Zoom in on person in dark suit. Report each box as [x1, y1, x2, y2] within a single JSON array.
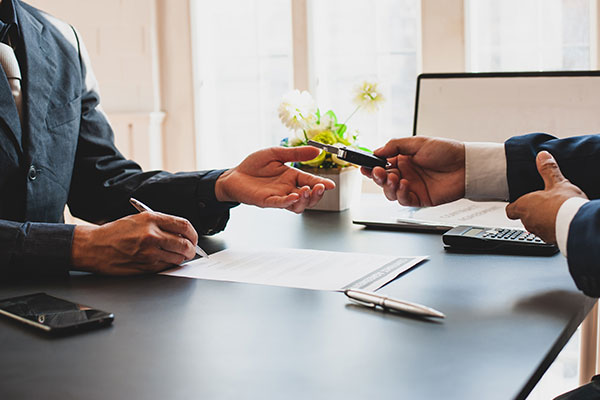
[[0, 0, 335, 277], [361, 133, 599, 399], [362, 133, 597, 295]]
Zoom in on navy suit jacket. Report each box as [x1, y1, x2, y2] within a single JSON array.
[[506, 133, 600, 297], [0, 1, 235, 278]]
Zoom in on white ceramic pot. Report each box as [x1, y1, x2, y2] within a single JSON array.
[[299, 166, 361, 211]]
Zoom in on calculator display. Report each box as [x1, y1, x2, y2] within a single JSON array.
[[464, 228, 484, 237]]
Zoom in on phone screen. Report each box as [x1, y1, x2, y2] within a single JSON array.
[[0, 293, 114, 333]]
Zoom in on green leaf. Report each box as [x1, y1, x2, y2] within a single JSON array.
[[325, 110, 338, 125], [316, 108, 321, 124], [338, 136, 351, 146], [336, 124, 347, 138], [358, 146, 372, 153]]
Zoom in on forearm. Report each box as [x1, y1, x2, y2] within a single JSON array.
[[0, 220, 74, 278], [68, 105, 237, 235], [127, 169, 239, 235]]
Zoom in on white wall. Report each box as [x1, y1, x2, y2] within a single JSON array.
[[26, 0, 187, 171]]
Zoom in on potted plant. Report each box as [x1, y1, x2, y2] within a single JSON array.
[[278, 81, 385, 211]]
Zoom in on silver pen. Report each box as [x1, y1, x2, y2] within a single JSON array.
[[344, 289, 445, 319], [129, 197, 209, 259]]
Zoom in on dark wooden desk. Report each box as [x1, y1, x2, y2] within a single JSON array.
[[0, 205, 595, 399]]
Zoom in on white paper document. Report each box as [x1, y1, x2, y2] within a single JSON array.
[[162, 248, 427, 292], [354, 194, 523, 230], [395, 198, 524, 229]]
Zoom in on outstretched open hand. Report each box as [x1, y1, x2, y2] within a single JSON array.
[[215, 146, 336, 213]]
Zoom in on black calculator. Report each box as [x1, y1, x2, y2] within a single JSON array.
[[442, 226, 559, 256]]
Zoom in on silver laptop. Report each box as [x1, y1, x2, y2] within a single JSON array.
[[352, 71, 600, 231]]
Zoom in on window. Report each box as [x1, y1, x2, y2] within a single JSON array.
[[190, 0, 419, 168], [190, 0, 293, 169], [466, 0, 591, 72], [310, 0, 420, 150]]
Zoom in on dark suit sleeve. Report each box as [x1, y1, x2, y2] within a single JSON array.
[[505, 133, 600, 297], [0, 221, 74, 277], [566, 201, 600, 297], [505, 133, 600, 201], [66, 31, 237, 235]]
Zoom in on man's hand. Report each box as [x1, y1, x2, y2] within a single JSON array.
[[506, 151, 587, 243], [361, 137, 465, 206], [215, 146, 336, 213], [71, 212, 198, 275]]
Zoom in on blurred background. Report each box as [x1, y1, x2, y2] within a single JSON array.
[[27, 1, 598, 398]]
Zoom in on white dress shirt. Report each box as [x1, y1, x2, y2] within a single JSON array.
[[464, 143, 589, 256]]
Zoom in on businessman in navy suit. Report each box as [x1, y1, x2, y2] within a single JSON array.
[[362, 133, 597, 296], [0, 0, 334, 277], [362, 133, 599, 399]]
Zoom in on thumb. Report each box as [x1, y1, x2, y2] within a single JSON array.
[[271, 146, 321, 163], [374, 137, 425, 158], [536, 151, 566, 189]]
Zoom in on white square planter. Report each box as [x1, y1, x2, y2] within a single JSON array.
[[300, 166, 362, 211]]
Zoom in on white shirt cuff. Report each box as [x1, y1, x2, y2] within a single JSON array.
[[464, 142, 509, 201], [555, 197, 589, 257]]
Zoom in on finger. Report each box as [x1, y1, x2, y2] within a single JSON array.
[[373, 137, 425, 158], [294, 169, 336, 190], [307, 184, 326, 208], [153, 248, 188, 266], [536, 151, 567, 190], [125, 248, 185, 272], [286, 185, 324, 213], [291, 186, 312, 212], [150, 212, 198, 246], [505, 200, 523, 220], [154, 231, 196, 260], [270, 146, 321, 163], [396, 179, 419, 206], [371, 166, 389, 187], [264, 193, 301, 208], [382, 173, 400, 201], [407, 191, 421, 207], [360, 166, 373, 179]]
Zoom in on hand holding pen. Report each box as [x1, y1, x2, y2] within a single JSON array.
[[70, 200, 200, 275], [129, 198, 209, 259]]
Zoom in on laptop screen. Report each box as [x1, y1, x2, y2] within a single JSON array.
[[413, 72, 600, 142]]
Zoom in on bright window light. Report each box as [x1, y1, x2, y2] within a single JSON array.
[[466, 0, 591, 72]]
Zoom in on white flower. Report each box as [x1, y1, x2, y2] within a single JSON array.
[[288, 132, 305, 146], [319, 112, 336, 130], [278, 90, 317, 131], [353, 81, 385, 112]]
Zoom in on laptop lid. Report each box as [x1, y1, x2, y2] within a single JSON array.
[[413, 71, 600, 141], [353, 71, 600, 230]]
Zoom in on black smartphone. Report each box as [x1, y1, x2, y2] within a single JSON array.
[[0, 292, 114, 334]]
